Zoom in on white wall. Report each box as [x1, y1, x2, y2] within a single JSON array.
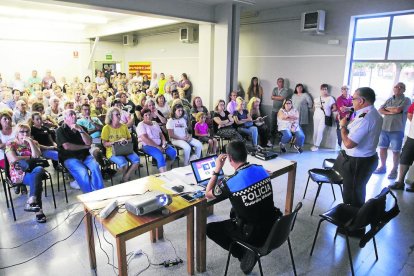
[[238, 0, 414, 147], [0, 39, 91, 85], [123, 31, 199, 94]]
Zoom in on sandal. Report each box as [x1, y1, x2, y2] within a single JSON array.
[[36, 213, 47, 223], [24, 202, 41, 212], [21, 186, 28, 195], [373, 167, 386, 174], [389, 181, 404, 190], [388, 170, 398, 179]]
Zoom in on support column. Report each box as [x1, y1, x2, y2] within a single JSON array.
[[212, 3, 241, 106], [198, 24, 214, 109]]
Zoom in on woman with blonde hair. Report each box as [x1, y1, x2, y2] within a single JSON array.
[[247, 97, 272, 147], [5, 123, 47, 222], [233, 98, 258, 149], [101, 107, 140, 182]]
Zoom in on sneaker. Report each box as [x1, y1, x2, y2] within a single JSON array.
[[279, 142, 286, 153], [388, 170, 398, 179], [240, 250, 257, 274], [266, 141, 273, 147], [257, 145, 264, 152], [294, 145, 303, 153], [70, 180, 81, 190], [310, 146, 319, 152], [389, 181, 404, 190]]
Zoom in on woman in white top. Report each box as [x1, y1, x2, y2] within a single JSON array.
[[311, 83, 337, 151], [277, 99, 305, 153], [155, 94, 171, 119], [0, 111, 15, 169], [166, 103, 202, 166], [137, 108, 177, 173]]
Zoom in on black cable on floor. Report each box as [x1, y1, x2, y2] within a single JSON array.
[[0, 202, 82, 250], [0, 208, 98, 269], [93, 216, 118, 276]]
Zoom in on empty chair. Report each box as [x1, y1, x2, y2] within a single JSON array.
[[224, 202, 302, 276], [310, 187, 400, 276], [322, 158, 336, 169], [303, 164, 343, 215]]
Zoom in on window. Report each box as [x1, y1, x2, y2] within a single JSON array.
[[348, 12, 414, 108]]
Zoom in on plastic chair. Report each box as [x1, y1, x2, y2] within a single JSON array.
[[224, 202, 303, 276], [310, 187, 400, 276], [322, 158, 336, 169], [4, 155, 56, 221], [303, 167, 343, 216]]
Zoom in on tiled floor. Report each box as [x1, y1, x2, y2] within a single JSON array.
[[0, 146, 413, 276]]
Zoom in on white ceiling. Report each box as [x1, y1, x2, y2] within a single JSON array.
[[0, 0, 347, 41]]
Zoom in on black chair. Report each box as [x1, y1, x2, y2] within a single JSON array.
[[139, 147, 179, 176], [310, 187, 400, 276], [4, 155, 56, 221], [224, 202, 303, 276], [322, 158, 336, 169], [303, 167, 343, 216], [55, 159, 69, 203]]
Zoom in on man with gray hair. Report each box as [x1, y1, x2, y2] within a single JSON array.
[[56, 109, 104, 193], [374, 82, 411, 179], [335, 87, 383, 211]]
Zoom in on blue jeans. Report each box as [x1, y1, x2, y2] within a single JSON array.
[[238, 126, 258, 146], [64, 156, 104, 193], [280, 129, 305, 147], [42, 149, 58, 161], [142, 145, 177, 168], [23, 166, 45, 206], [109, 153, 140, 169]]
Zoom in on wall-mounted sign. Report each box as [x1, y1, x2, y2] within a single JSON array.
[[106, 54, 113, 60], [128, 62, 151, 78]]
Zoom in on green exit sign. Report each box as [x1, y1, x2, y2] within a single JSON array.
[[106, 54, 112, 60]]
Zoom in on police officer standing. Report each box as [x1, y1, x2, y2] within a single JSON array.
[[335, 87, 383, 208]]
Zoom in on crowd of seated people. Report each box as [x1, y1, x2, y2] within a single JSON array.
[[1, 67, 410, 225]]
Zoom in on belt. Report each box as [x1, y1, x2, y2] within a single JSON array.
[[341, 150, 377, 160]]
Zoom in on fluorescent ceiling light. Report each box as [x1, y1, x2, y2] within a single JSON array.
[[233, 0, 256, 5], [0, 17, 85, 30], [0, 6, 108, 24]]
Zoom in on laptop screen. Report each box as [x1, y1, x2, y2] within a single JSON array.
[[190, 155, 224, 185]]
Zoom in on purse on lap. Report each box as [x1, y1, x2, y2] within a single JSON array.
[[112, 140, 134, 156]]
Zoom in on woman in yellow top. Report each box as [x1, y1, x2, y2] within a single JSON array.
[[101, 107, 140, 182]]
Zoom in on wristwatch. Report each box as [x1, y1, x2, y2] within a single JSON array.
[[79, 131, 85, 134], [212, 171, 221, 176]]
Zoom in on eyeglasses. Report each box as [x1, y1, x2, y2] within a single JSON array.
[[113, 113, 121, 116], [394, 86, 404, 89], [19, 130, 29, 134], [352, 97, 361, 101]]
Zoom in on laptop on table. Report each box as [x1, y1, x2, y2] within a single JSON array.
[[190, 155, 225, 187]]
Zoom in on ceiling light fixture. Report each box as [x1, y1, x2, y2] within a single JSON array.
[[233, 0, 256, 5]]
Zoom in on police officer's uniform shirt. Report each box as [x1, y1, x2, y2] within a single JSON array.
[[213, 163, 278, 227], [342, 105, 383, 157]]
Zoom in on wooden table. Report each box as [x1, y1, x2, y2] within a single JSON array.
[[78, 176, 203, 276]]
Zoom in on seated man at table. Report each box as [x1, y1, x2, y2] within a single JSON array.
[[56, 109, 105, 193], [205, 140, 282, 274]]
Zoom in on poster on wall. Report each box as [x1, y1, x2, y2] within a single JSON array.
[[128, 62, 151, 79]]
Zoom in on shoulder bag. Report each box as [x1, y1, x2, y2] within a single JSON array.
[[112, 140, 134, 156], [321, 97, 334, 127]]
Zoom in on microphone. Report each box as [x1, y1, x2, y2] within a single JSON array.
[[347, 108, 355, 121]]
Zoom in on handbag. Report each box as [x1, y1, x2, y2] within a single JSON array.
[[16, 158, 50, 173], [112, 140, 134, 156], [320, 96, 335, 127]]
